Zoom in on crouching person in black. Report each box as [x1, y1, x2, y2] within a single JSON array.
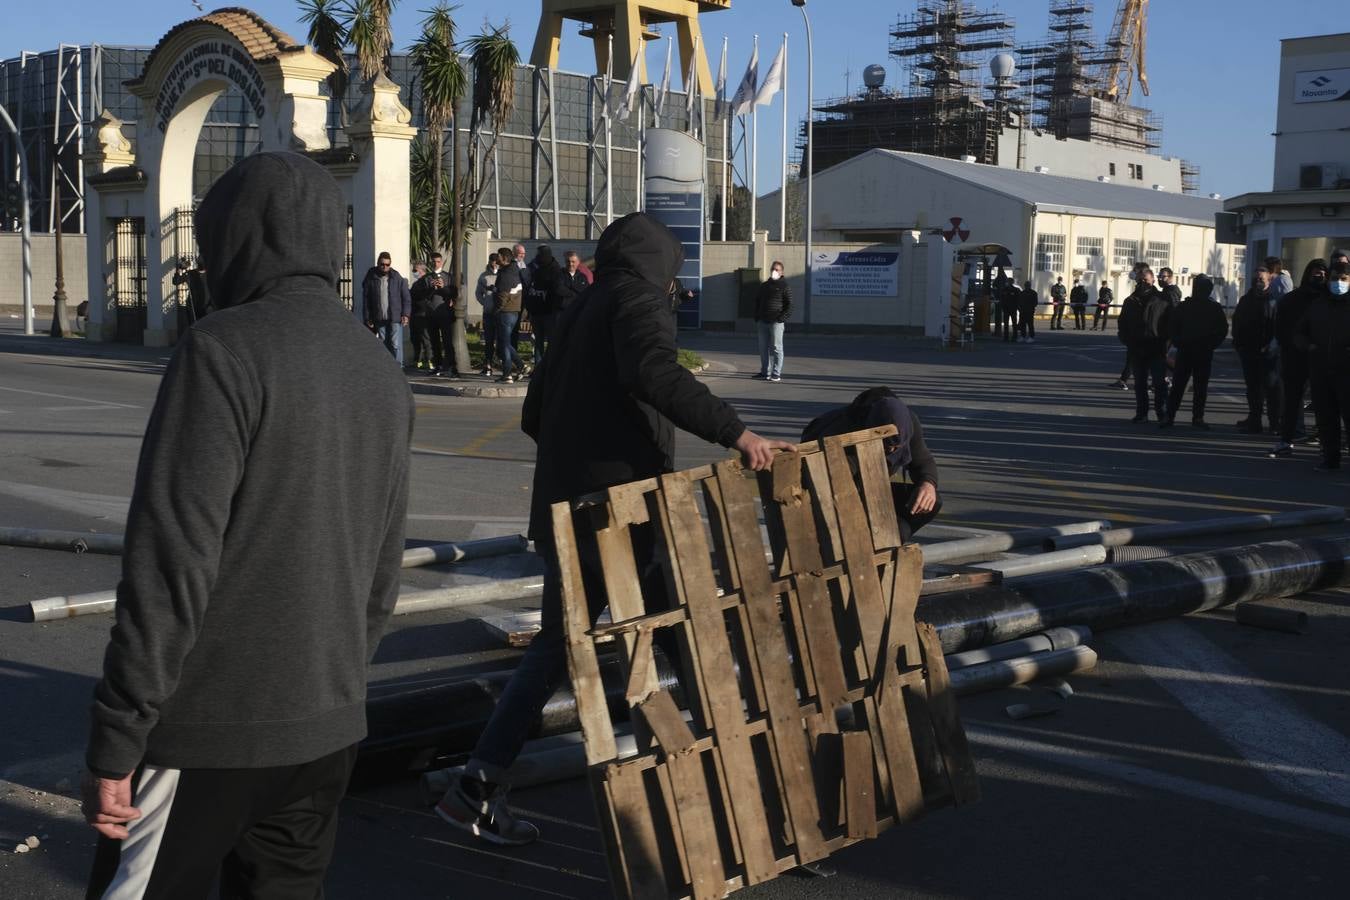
[[802, 386, 941, 541]]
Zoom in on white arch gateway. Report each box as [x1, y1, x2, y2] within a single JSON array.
[[84, 8, 415, 345]]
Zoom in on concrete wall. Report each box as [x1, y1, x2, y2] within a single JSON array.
[[998, 128, 1185, 192], [0, 232, 89, 316], [1275, 33, 1350, 192]]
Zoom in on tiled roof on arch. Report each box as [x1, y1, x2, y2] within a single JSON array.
[[128, 7, 303, 88]]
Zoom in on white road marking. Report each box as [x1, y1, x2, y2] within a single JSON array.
[[1111, 621, 1350, 811], [0, 384, 140, 409], [968, 723, 1350, 840]]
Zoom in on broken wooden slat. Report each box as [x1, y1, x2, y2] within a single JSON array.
[[605, 761, 672, 899], [871, 544, 926, 821], [916, 621, 981, 806], [855, 439, 903, 551], [715, 461, 829, 864], [660, 472, 780, 885]]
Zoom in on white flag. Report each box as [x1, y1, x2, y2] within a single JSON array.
[[652, 38, 673, 118], [600, 35, 614, 120], [730, 42, 758, 118], [754, 40, 785, 107], [616, 47, 642, 120], [715, 38, 729, 119]]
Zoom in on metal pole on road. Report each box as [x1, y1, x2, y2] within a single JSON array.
[[0, 101, 34, 336], [791, 0, 813, 328]]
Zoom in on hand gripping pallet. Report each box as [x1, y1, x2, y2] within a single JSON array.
[[555, 426, 980, 900]]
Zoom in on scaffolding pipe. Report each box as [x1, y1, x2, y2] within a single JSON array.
[[392, 575, 544, 617], [399, 535, 529, 569], [921, 520, 1112, 564], [942, 625, 1090, 670], [921, 536, 1350, 654], [0, 527, 123, 555], [1044, 507, 1346, 551], [970, 545, 1107, 578], [948, 645, 1097, 696]]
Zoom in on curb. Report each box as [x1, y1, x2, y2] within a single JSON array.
[[408, 378, 528, 399]]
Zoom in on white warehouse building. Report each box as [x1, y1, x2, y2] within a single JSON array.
[[762, 149, 1245, 309]]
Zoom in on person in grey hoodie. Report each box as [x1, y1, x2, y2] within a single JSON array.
[[82, 152, 414, 898]]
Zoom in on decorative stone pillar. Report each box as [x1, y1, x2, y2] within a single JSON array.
[[82, 111, 139, 343], [348, 73, 417, 324]]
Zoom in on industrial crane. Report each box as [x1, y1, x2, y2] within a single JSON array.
[[1099, 0, 1149, 103]]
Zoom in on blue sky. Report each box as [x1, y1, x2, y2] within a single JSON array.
[[3, 0, 1340, 198]]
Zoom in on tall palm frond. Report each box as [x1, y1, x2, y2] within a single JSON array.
[[298, 0, 352, 119], [349, 0, 398, 83], [467, 25, 519, 131], [410, 2, 466, 255]]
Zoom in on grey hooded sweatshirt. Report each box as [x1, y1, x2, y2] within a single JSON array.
[[87, 152, 414, 776]]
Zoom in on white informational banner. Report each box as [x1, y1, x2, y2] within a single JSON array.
[[811, 250, 900, 297], [1294, 68, 1350, 103]]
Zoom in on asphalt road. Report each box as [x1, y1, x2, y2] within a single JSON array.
[[1, 319, 1348, 899]]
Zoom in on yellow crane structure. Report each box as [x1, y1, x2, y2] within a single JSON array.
[[531, 0, 730, 95], [1099, 0, 1149, 102]]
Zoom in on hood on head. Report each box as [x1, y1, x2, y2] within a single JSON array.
[[195, 151, 345, 308], [1189, 274, 1214, 301], [1300, 258, 1328, 288], [862, 395, 914, 473], [534, 245, 554, 263], [595, 212, 684, 292]]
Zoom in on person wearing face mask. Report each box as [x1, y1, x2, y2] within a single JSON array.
[[1269, 259, 1327, 458], [754, 260, 792, 381], [1232, 263, 1282, 434], [1295, 261, 1350, 471]]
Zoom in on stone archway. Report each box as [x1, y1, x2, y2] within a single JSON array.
[[84, 9, 336, 346]]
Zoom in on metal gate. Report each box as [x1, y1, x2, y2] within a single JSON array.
[[112, 216, 146, 343], [338, 205, 354, 310]]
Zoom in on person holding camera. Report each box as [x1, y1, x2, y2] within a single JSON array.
[[413, 253, 460, 377], [172, 258, 211, 327]]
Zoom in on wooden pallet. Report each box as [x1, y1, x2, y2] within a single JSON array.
[[556, 426, 979, 900]]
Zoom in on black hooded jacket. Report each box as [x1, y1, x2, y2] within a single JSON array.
[[1275, 260, 1327, 366], [1169, 284, 1229, 351], [87, 152, 414, 776], [521, 213, 746, 541], [1232, 284, 1275, 354], [1117, 284, 1170, 357], [1294, 279, 1349, 377]]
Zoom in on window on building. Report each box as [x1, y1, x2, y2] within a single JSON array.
[[1146, 241, 1171, 271], [1076, 236, 1104, 259], [1113, 239, 1140, 267], [1137, 165, 1144, 181], [1109, 162, 1116, 176], [1035, 233, 1066, 273]]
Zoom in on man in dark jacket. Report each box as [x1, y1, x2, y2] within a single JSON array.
[[1050, 276, 1067, 330], [1295, 260, 1350, 470], [1232, 263, 1281, 434], [82, 152, 413, 897], [1158, 267, 1183, 308], [1161, 275, 1228, 428], [1018, 280, 1039, 342], [492, 247, 524, 382], [1094, 283, 1113, 330], [413, 252, 461, 377], [436, 213, 791, 845], [802, 387, 942, 541], [525, 245, 563, 366], [1069, 278, 1089, 330], [362, 251, 412, 365], [553, 250, 589, 314], [999, 279, 1020, 342], [1118, 266, 1171, 422], [754, 259, 792, 379], [1269, 259, 1327, 457]]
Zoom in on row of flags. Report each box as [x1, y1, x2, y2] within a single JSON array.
[[602, 34, 788, 126]]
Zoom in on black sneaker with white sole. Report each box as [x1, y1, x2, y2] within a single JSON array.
[[435, 774, 539, 846]]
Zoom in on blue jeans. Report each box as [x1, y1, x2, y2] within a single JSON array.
[[757, 321, 784, 377], [376, 322, 403, 366], [497, 311, 520, 374]]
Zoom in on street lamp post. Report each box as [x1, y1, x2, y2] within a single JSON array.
[[792, 0, 813, 328], [0, 102, 34, 336]]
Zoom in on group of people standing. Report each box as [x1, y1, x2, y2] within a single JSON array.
[[995, 276, 1115, 340], [474, 244, 591, 383]]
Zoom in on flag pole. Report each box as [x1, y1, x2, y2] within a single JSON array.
[[605, 33, 614, 225], [719, 37, 729, 241], [779, 33, 789, 242], [750, 34, 758, 239]]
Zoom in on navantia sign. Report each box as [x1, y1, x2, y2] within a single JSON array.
[[155, 40, 267, 131], [1293, 68, 1350, 104]]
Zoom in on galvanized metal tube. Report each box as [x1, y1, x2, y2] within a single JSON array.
[[29, 590, 117, 621], [971, 545, 1107, 578], [391, 576, 545, 616], [943, 626, 1091, 671], [1044, 507, 1346, 551], [921, 520, 1112, 565], [0, 527, 123, 555], [948, 645, 1098, 696], [920, 536, 1350, 654], [400, 534, 529, 569]]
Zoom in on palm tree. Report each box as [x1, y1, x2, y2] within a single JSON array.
[[348, 0, 398, 84], [410, 2, 465, 257], [453, 24, 518, 290], [298, 0, 352, 125]]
